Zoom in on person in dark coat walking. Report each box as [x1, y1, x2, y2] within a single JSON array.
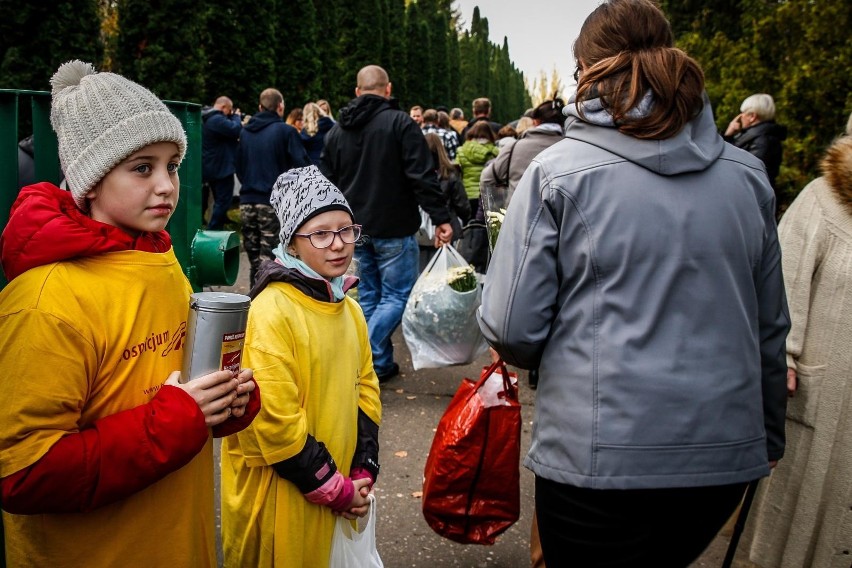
[[320, 65, 453, 382], [236, 88, 311, 286], [202, 96, 242, 229], [460, 97, 503, 139]]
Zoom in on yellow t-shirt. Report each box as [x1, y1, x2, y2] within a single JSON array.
[[221, 281, 381, 568], [0, 249, 216, 568]]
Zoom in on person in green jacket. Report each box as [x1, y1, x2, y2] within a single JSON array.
[[454, 121, 499, 272], [456, 121, 499, 204]]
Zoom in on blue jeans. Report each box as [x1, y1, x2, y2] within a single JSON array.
[[355, 236, 419, 374]]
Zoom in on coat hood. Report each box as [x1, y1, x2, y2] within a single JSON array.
[[822, 135, 852, 217], [243, 110, 283, 133], [563, 93, 725, 176], [457, 140, 498, 165], [338, 95, 397, 130], [201, 106, 221, 123], [0, 182, 171, 281]]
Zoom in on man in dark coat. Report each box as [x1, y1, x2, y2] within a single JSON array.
[[460, 97, 503, 139], [202, 96, 242, 230], [320, 65, 453, 381], [237, 88, 311, 286]]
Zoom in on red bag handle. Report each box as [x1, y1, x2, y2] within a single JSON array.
[[469, 358, 517, 402]]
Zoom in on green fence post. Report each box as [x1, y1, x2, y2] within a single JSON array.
[[165, 100, 240, 291], [30, 93, 60, 184], [0, 90, 20, 289], [164, 101, 203, 286]]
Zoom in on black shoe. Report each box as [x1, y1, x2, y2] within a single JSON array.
[[377, 362, 400, 383], [528, 369, 539, 390]]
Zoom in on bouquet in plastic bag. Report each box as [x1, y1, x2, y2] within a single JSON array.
[[402, 244, 487, 369], [481, 183, 509, 252]]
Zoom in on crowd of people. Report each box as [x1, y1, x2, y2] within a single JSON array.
[[1, 0, 850, 567]]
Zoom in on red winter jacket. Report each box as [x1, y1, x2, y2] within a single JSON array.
[[0, 183, 260, 514]]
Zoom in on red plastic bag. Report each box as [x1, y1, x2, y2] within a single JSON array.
[[422, 360, 521, 544]]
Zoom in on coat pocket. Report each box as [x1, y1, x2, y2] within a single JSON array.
[[786, 361, 826, 428]]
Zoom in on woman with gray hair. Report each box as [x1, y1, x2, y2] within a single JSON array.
[[724, 93, 787, 202]]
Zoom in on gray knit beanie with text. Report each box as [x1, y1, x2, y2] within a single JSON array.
[[49, 60, 187, 209], [270, 166, 353, 248]]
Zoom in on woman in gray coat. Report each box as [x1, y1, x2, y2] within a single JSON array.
[[478, 1, 789, 565]]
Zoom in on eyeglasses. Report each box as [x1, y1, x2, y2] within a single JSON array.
[[293, 224, 362, 249]]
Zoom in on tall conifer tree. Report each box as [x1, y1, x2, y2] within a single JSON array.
[[0, 0, 102, 91], [403, 1, 432, 108], [115, 0, 206, 102], [203, 1, 276, 111], [277, 0, 322, 106]]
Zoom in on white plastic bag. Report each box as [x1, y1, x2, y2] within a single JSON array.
[[415, 207, 436, 247], [402, 244, 488, 369], [329, 494, 383, 568]]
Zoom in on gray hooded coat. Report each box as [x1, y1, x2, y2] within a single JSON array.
[[479, 95, 789, 490]]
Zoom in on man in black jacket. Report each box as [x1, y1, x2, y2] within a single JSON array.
[[237, 88, 310, 286], [460, 97, 503, 139], [202, 96, 242, 230], [321, 65, 453, 382]]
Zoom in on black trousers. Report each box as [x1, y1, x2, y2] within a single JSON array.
[[535, 476, 748, 568]]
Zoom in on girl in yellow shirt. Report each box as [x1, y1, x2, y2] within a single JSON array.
[[221, 165, 382, 567], [0, 60, 259, 568]]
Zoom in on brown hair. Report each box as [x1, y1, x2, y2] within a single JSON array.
[[497, 125, 517, 139], [465, 120, 496, 142], [573, 0, 704, 140], [422, 108, 438, 123], [424, 133, 456, 179], [472, 97, 491, 116], [286, 107, 303, 126], [531, 98, 567, 126]]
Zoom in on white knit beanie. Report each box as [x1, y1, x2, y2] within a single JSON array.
[[270, 165, 353, 248], [49, 60, 187, 209]]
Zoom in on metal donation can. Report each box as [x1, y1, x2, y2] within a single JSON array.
[[182, 292, 251, 382]]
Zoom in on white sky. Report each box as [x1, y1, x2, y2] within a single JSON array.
[[453, 0, 602, 97]]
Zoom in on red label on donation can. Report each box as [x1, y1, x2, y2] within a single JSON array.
[[221, 331, 246, 373]]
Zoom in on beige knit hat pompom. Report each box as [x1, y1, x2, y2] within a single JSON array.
[[49, 60, 187, 209]]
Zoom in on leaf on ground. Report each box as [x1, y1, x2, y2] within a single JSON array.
[[411, 491, 423, 498], [394, 450, 408, 458], [406, 395, 416, 400]]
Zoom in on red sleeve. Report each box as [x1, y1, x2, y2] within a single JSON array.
[[0, 385, 208, 515], [212, 379, 261, 438]]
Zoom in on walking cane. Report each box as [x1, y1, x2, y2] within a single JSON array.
[[721, 480, 760, 568]]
